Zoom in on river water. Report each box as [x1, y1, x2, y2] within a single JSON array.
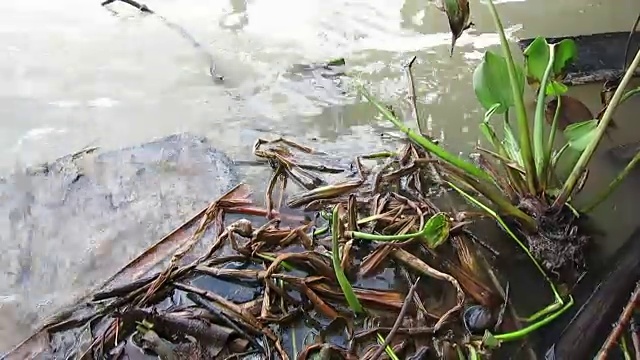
[[1, 0, 639, 354]]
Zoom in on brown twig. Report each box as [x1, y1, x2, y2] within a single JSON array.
[[392, 248, 464, 330], [403, 56, 422, 134], [369, 276, 421, 360], [101, 0, 153, 13], [355, 326, 436, 339], [403, 56, 460, 213], [623, 10, 640, 72], [595, 282, 640, 359], [186, 293, 265, 353], [174, 282, 290, 360], [631, 316, 640, 360]]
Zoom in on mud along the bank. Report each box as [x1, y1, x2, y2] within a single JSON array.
[[0, 133, 240, 352]]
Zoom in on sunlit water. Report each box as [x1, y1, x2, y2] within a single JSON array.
[[0, 0, 639, 353]]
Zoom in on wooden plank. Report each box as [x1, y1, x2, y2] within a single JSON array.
[[518, 32, 640, 85], [544, 227, 640, 359]]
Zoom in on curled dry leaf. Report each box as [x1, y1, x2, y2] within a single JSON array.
[[440, 0, 473, 56]]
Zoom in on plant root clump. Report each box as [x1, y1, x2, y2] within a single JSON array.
[[518, 196, 590, 278]]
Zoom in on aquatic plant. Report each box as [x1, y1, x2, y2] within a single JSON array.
[[363, 0, 640, 278], [360, 0, 640, 354]]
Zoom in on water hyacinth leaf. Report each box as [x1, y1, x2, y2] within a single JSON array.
[[533, 42, 557, 178], [502, 120, 523, 167], [524, 37, 577, 90], [564, 120, 598, 152], [422, 212, 451, 248], [480, 104, 502, 147], [523, 37, 549, 85], [482, 330, 500, 349], [441, 0, 473, 56], [480, 122, 498, 150], [547, 81, 568, 96], [473, 51, 525, 114], [483, 103, 502, 123], [553, 39, 578, 74], [480, 112, 500, 150]]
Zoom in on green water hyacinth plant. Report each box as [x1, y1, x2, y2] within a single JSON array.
[[362, 0, 640, 276]]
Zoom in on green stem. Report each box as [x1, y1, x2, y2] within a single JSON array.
[[346, 213, 443, 242], [502, 111, 525, 168], [485, 0, 537, 193], [312, 225, 329, 237], [582, 150, 640, 213], [523, 300, 562, 323], [331, 206, 364, 313], [534, 44, 556, 185], [480, 120, 526, 193], [494, 295, 573, 341], [620, 335, 632, 360], [544, 95, 563, 187], [359, 85, 492, 183], [255, 253, 296, 271], [554, 49, 640, 208], [376, 333, 400, 360], [444, 165, 537, 230], [456, 346, 468, 360], [291, 326, 298, 358], [620, 86, 640, 104], [466, 344, 480, 360], [447, 182, 561, 303], [348, 230, 424, 242]]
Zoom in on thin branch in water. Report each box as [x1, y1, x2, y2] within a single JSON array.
[[403, 56, 423, 134], [369, 276, 421, 360], [595, 282, 640, 359], [403, 56, 465, 218], [623, 11, 640, 72], [100, 0, 224, 82], [101, 0, 152, 12], [186, 293, 265, 353], [631, 316, 640, 360]]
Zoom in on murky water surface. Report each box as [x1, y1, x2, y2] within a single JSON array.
[[1, 0, 639, 353]]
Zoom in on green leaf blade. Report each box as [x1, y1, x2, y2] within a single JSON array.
[[533, 42, 556, 183], [473, 51, 525, 114], [564, 120, 598, 152], [331, 206, 364, 314], [553, 39, 578, 75], [422, 213, 451, 248], [524, 36, 577, 89]]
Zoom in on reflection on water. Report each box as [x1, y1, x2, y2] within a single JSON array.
[[0, 0, 639, 353]]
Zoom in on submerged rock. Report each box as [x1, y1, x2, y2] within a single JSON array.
[[0, 133, 238, 352]]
